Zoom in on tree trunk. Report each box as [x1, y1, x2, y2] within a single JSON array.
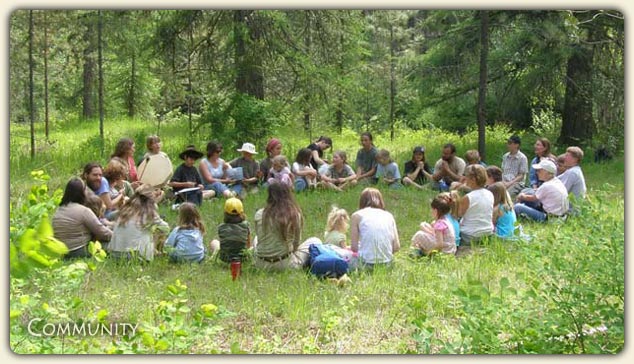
[[98, 10, 105, 156], [303, 13, 312, 139], [477, 10, 489, 161], [43, 11, 49, 141], [82, 15, 95, 119], [29, 10, 35, 159], [559, 13, 596, 147], [234, 10, 264, 100], [127, 53, 137, 117]]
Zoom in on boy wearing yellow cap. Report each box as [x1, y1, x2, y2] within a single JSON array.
[[210, 198, 251, 263]]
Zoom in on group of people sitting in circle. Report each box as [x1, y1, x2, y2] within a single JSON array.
[[51, 132, 587, 270]]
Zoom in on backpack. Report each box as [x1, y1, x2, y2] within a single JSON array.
[[309, 243, 349, 278]]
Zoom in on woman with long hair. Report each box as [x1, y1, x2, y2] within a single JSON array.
[[52, 178, 112, 258], [253, 182, 318, 270], [108, 184, 169, 261]]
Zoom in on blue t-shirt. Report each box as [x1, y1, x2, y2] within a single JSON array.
[[165, 227, 205, 263], [376, 162, 401, 183], [446, 214, 461, 247], [93, 177, 110, 196], [495, 204, 517, 239]]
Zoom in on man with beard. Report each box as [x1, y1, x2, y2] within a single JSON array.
[[428, 143, 466, 191], [81, 162, 113, 214]]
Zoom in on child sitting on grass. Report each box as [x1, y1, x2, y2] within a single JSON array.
[[411, 193, 457, 256], [165, 202, 206, 263], [267, 155, 294, 188], [210, 197, 251, 263], [487, 182, 517, 239], [375, 149, 402, 189], [323, 206, 357, 262]]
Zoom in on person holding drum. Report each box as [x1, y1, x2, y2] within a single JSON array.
[[169, 145, 212, 206], [229, 142, 260, 198], [137, 135, 173, 203], [142, 135, 169, 160]]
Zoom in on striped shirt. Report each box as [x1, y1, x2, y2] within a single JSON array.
[[501, 151, 528, 183]]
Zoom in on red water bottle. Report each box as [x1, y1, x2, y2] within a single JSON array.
[[230, 259, 241, 280]]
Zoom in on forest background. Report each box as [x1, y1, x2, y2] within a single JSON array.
[[6, 7, 627, 355]]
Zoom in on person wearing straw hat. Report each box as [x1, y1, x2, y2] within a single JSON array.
[[514, 159, 569, 222], [229, 142, 261, 198], [169, 145, 214, 206]]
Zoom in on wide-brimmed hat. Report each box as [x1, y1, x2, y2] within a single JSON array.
[[224, 197, 244, 215], [237, 142, 258, 155], [532, 159, 557, 174], [179, 145, 204, 160]]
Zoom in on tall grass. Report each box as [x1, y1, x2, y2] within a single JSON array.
[[9, 118, 624, 354]]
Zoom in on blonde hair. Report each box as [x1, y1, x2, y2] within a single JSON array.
[[487, 182, 513, 212], [464, 150, 481, 165], [272, 154, 289, 168], [85, 193, 105, 218], [325, 206, 350, 234], [376, 149, 392, 164], [464, 164, 487, 188]]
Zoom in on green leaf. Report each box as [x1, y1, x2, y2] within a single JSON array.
[[96, 309, 109, 322]]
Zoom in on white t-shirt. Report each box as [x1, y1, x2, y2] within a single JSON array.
[[557, 165, 586, 199], [536, 178, 569, 216], [460, 188, 494, 238], [354, 207, 398, 264]]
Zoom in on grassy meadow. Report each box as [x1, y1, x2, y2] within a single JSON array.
[[9, 117, 624, 354]]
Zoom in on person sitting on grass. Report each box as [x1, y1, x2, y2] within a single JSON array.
[[253, 182, 318, 270], [258, 138, 283, 186], [514, 159, 569, 223], [374, 149, 402, 189], [487, 182, 517, 239], [450, 149, 486, 192], [350, 188, 400, 269], [354, 132, 378, 185], [108, 184, 170, 261], [52, 177, 113, 259], [307, 135, 333, 175], [210, 197, 252, 264], [456, 164, 494, 247], [267, 155, 294, 189], [429, 143, 466, 191], [169, 145, 212, 206], [165, 202, 206, 263], [320, 150, 357, 192], [199, 141, 237, 199], [486, 165, 503, 187], [142, 135, 169, 160], [402, 146, 432, 189], [102, 162, 129, 221], [557, 146, 587, 200], [501, 134, 528, 199], [292, 148, 319, 192], [229, 142, 261, 198], [556, 153, 567, 175], [411, 193, 457, 256]]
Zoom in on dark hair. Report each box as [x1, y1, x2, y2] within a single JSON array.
[[317, 136, 332, 148], [360, 132, 373, 143], [111, 137, 135, 159], [430, 194, 451, 217], [224, 212, 245, 224], [60, 178, 86, 206], [486, 165, 503, 183], [82, 162, 103, 179], [442, 143, 456, 154], [206, 141, 223, 158], [295, 148, 313, 165], [263, 182, 303, 242]]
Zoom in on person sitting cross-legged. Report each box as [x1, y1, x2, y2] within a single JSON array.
[[514, 160, 569, 223]]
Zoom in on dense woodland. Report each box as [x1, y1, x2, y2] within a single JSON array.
[[10, 10, 624, 159]]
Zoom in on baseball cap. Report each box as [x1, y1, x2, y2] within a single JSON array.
[[413, 146, 425, 154], [532, 159, 557, 174], [224, 197, 244, 215]]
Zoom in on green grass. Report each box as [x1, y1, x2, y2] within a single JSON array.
[[9, 118, 624, 354]]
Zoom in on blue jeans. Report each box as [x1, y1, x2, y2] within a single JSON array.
[[204, 181, 229, 195], [514, 203, 547, 222], [295, 177, 307, 192]]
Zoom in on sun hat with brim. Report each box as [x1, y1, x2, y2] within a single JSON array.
[[236, 142, 258, 155], [224, 197, 244, 215], [532, 159, 557, 174], [179, 145, 204, 160]]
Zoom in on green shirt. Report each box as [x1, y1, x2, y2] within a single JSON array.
[[218, 221, 250, 263], [254, 208, 301, 259]]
